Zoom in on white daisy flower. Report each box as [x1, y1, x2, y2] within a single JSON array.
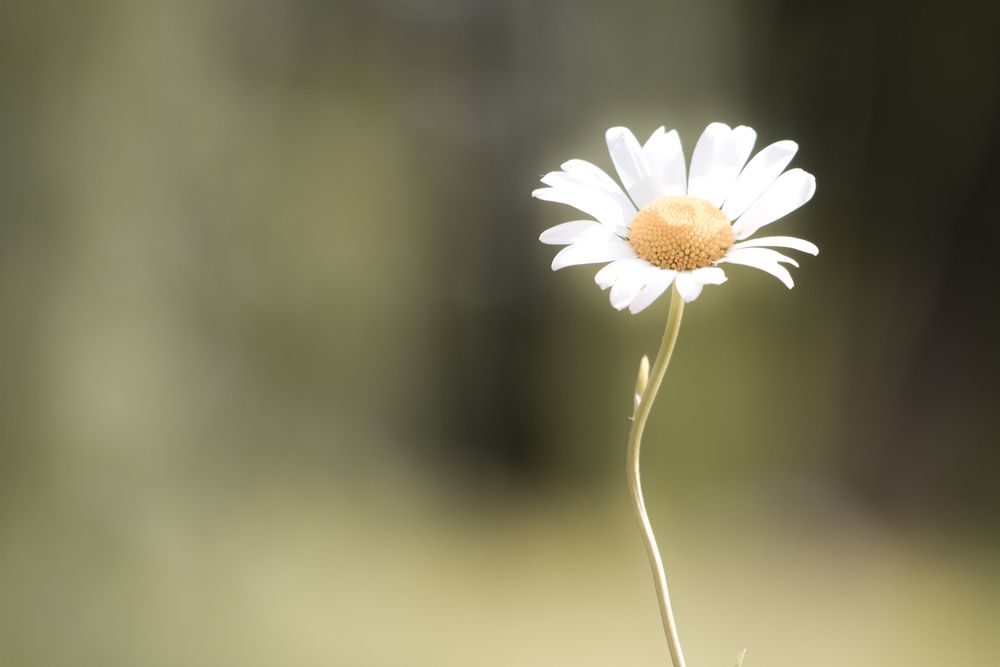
[[534, 123, 818, 313]]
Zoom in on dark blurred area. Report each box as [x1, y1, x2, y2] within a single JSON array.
[[1, 0, 998, 665]]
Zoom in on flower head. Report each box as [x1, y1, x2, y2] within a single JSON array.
[[534, 123, 817, 312]]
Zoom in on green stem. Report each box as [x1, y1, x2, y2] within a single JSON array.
[[627, 285, 687, 667]]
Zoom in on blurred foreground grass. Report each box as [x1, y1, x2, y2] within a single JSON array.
[[2, 461, 996, 667]]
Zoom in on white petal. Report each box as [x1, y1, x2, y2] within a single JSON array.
[[605, 126, 660, 208], [687, 124, 757, 207], [724, 246, 799, 267], [690, 266, 727, 286], [731, 168, 816, 240], [719, 248, 795, 288], [628, 270, 677, 314], [545, 164, 637, 224], [730, 235, 818, 255], [609, 268, 654, 310], [722, 140, 798, 219], [539, 220, 610, 246], [551, 237, 635, 271], [560, 159, 621, 191], [532, 185, 630, 236], [642, 127, 686, 197], [540, 171, 583, 190], [594, 258, 650, 290], [674, 272, 704, 302], [687, 123, 730, 200]]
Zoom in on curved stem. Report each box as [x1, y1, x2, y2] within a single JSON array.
[[627, 285, 687, 667]]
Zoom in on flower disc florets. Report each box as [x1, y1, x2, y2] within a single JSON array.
[[627, 196, 734, 271]]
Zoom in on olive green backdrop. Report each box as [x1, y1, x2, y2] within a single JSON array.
[[1, 0, 998, 665]]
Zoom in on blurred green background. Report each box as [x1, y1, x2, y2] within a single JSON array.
[[2, 0, 999, 665]]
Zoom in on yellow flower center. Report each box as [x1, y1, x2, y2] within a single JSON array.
[[627, 195, 734, 271]]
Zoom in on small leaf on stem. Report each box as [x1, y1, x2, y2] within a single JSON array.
[[633, 355, 650, 409]]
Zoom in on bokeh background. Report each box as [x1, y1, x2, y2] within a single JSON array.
[[2, 0, 999, 665]]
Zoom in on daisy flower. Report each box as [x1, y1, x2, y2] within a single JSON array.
[[534, 123, 817, 312]]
